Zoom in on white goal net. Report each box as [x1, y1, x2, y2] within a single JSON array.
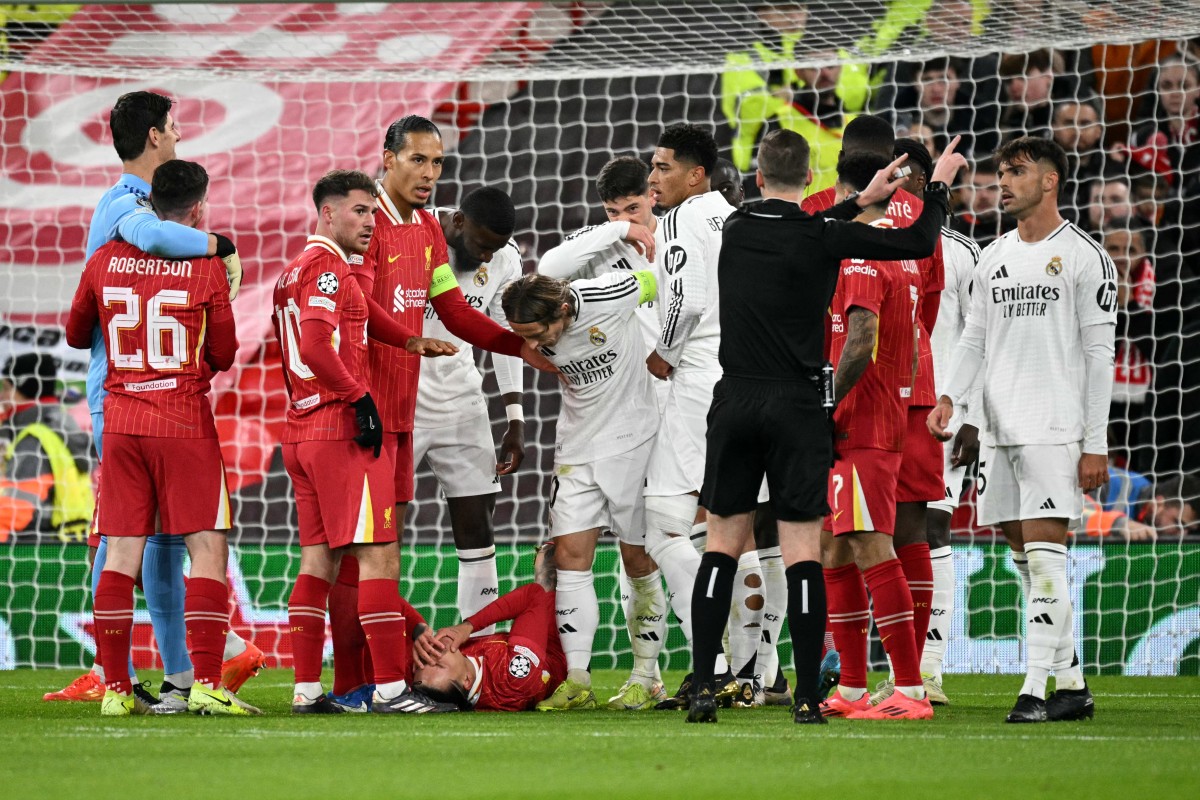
[[1, 1, 1199, 678]]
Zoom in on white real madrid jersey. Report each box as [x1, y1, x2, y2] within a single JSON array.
[[656, 190, 735, 373], [963, 221, 1117, 446], [543, 271, 659, 464], [537, 220, 663, 352], [931, 226, 981, 397], [414, 233, 524, 429]]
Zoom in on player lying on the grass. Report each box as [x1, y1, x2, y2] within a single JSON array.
[[66, 159, 257, 717], [500, 270, 661, 712], [409, 543, 566, 712]]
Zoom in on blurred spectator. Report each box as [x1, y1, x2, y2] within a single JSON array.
[[1081, 467, 1200, 542], [1081, 175, 1133, 234], [1052, 97, 1107, 218], [896, 120, 940, 159], [895, 57, 979, 156], [950, 157, 1015, 247], [0, 352, 94, 542], [1100, 222, 1155, 465], [1077, 10, 1177, 143], [993, 49, 1057, 144], [1123, 53, 1200, 200]]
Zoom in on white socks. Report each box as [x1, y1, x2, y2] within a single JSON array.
[[756, 546, 786, 687], [625, 569, 667, 687], [556, 569, 599, 674], [223, 628, 247, 661], [457, 546, 500, 636], [921, 545, 955, 678], [730, 551, 765, 680], [164, 669, 194, 689], [1021, 542, 1072, 700], [690, 521, 708, 555]]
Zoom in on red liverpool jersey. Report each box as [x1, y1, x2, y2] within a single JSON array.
[[354, 187, 451, 432], [66, 240, 235, 439], [805, 186, 944, 407], [272, 236, 369, 443], [459, 635, 560, 712], [828, 220, 922, 452]]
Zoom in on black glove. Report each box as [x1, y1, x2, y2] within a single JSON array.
[[211, 232, 237, 259], [351, 393, 383, 457]]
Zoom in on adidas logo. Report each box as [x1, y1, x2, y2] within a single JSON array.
[[635, 632, 660, 642], [927, 630, 944, 641], [1039, 498, 1057, 510], [1030, 613, 1054, 625], [992, 265, 1010, 280], [558, 624, 577, 634]]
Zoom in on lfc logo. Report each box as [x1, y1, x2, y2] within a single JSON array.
[[425, 245, 433, 270], [383, 507, 393, 529], [473, 265, 489, 287]]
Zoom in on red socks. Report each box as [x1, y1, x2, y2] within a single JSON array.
[[358, 579, 408, 687], [94, 571, 136, 694], [863, 559, 922, 687], [824, 564, 870, 691], [330, 556, 368, 694], [185, 577, 229, 689], [288, 574, 332, 684], [897, 543, 934, 660]]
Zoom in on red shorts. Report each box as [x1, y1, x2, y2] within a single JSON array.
[[284, 439, 397, 549], [97, 434, 231, 536], [384, 432, 416, 504], [896, 406, 945, 503], [825, 448, 903, 535]]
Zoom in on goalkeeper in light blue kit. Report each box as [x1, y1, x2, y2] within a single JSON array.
[[44, 91, 262, 712]]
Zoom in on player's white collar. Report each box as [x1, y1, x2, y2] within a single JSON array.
[[375, 180, 415, 226], [466, 655, 484, 706], [304, 235, 348, 262]]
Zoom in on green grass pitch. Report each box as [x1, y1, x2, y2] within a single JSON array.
[[1, 670, 1198, 800]]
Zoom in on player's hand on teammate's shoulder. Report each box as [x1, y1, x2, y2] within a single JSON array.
[[646, 350, 673, 380], [623, 222, 656, 262], [1078, 453, 1109, 494], [496, 423, 526, 476], [405, 336, 459, 357], [927, 397, 955, 441], [434, 623, 474, 654]]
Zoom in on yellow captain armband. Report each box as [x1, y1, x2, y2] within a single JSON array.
[[428, 263, 456, 298], [633, 270, 657, 305]]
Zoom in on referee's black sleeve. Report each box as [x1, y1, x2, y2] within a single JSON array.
[[819, 186, 949, 262]]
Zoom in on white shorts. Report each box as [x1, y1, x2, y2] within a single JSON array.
[[644, 368, 721, 497], [928, 437, 969, 514], [413, 412, 500, 498], [549, 438, 653, 545], [976, 442, 1082, 528]]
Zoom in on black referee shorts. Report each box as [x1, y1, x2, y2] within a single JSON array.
[[700, 376, 832, 522]]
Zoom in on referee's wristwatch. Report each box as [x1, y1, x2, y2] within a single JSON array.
[[924, 181, 952, 214]]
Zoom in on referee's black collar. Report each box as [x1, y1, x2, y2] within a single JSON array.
[[741, 198, 808, 219]]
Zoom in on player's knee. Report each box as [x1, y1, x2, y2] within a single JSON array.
[[551, 531, 598, 571], [926, 509, 953, 548], [354, 541, 400, 580], [644, 494, 698, 559], [184, 531, 228, 580], [619, 542, 654, 578]]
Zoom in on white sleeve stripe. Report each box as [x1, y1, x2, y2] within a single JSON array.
[[578, 282, 637, 302], [941, 227, 981, 260]]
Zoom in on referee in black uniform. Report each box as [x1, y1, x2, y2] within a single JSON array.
[[687, 129, 967, 724]]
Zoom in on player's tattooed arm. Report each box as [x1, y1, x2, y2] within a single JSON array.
[[833, 307, 878, 404]]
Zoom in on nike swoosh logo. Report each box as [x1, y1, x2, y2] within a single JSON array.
[[388, 254, 401, 263], [833, 510, 844, 520], [210, 694, 232, 707]]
